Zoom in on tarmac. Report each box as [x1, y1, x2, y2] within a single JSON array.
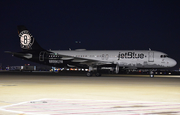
[[0, 71, 180, 115]]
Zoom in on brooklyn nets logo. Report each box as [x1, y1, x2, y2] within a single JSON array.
[[19, 30, 34, 49]]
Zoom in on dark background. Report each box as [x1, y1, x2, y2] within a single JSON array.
[[0, 0, 179, 69]]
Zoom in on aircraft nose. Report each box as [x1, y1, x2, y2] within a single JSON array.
[[170, 58, 177, 67]]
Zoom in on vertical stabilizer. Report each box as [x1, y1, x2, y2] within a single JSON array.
[[17, 25, 44, 51]]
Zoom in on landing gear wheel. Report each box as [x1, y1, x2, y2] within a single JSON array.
[[95, 72, 101, 77], [87, 72, 93, 77], [115, 64, 119, 74]]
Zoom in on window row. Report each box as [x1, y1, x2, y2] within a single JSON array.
[[160, 55, 169, 58], [48, 55, 118, 58]]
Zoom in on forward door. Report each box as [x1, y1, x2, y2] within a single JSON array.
[[148, 52, 154, 62]]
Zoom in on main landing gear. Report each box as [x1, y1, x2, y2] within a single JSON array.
[[86, 64, 120, 77], [86, 72, 101, 77], [86, 72, 93, 77], [86, 66, 102, 77]]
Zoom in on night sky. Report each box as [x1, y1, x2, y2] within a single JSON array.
[[0, 0, 180, 69]]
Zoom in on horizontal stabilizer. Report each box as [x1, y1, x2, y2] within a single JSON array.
[[4, 51, 32, 59], [5, 51, 24, 56]]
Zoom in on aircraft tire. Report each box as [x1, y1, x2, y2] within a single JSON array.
[[87, 72, 93, 77], [95, 72, 101, 77], [115, 64, 119, 74]]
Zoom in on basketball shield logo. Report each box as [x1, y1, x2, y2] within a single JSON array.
[[19, 30, 34, 49]]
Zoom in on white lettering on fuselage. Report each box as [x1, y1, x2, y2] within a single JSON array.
[[49, 60, 63, 63], [118, 52, 145, 60]]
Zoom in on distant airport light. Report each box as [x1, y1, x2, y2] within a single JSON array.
[[75, 41, 81, 43]]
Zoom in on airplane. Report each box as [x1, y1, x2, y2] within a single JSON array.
[[5, 25, 177, 77]]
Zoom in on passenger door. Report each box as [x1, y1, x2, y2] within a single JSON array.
[[148, 52, 154, 62]]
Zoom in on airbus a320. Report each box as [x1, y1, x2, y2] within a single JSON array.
[[5, 26, 177, 77]]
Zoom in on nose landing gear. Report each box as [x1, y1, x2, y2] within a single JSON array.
[[150, 71, 154, 78]]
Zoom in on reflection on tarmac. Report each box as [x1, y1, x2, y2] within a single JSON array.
[[0, 72, 180, 115]]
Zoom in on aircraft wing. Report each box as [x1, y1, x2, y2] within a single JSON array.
[[50, 53, 112, 66]]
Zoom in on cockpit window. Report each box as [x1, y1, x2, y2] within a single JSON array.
[[160, 55, 169, 58]]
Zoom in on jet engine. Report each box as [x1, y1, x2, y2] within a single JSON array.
[[100, 64, 119, 74]]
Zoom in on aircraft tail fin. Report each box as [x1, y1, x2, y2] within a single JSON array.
[[17, 25, 44, 51]]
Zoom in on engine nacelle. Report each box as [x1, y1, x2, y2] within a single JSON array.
[[100, 64, 119, 74]]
